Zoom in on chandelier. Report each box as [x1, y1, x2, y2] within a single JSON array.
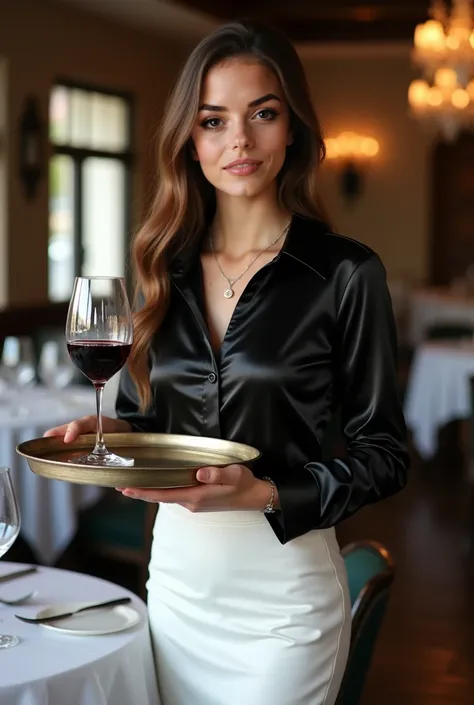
[[408, 0, 474, 140]]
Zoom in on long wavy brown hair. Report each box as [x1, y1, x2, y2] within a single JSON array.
[[129, 19, 329, 410]]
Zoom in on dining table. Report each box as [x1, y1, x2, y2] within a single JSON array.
[[404, 341, 474, 460], [0, 381, 117, 565], [0, 561, 159, 705], [408, 287, 474, 347]]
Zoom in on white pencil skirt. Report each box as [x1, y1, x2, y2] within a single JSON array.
[[147, 504, 351, 705]]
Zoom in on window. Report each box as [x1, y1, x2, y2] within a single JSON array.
[[48, 82, 133, 302]]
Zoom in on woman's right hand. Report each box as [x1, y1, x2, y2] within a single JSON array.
[[44, 416, 132, 443]]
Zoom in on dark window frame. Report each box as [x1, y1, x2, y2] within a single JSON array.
[[49, 79, 134, 292]]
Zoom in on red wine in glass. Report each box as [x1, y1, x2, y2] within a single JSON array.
[[67, 341, 132, 385], [66, 276, 134, 467]]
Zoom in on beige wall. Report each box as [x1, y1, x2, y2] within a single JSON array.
[[0, 16, 436, 303], [0, 0, 185, 305], [300, 44, 434, 283]]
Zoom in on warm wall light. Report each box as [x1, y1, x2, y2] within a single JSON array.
[[324, 131, 380, 201]]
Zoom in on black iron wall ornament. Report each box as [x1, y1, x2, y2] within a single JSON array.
[[19, 96, 43, 200], [341, 161, 363, 201], [324, 132, 380, 204]]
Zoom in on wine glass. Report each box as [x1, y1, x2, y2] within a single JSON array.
[[38, 341, 75, 390], [66, 276, 134, 467], [0, 466, 21, 650], [1, 336, 36, 418]]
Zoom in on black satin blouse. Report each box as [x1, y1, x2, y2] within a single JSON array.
[[116, 215, 409, 544]]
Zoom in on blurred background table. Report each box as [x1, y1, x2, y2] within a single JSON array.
[[408, 288, 474, 347], [404, 342, 474, 460], [0, 561, 159, 705], [0, 384, 116, 564]]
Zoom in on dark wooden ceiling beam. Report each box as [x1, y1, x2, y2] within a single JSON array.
[[273, 17, 424, 42], [173, 0, 430, 41]]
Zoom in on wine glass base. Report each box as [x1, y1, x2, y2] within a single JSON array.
[[0, 634, 20, 649], [69, 452, 135, 468]]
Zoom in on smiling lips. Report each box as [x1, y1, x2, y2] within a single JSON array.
[[224, 159, 262, 176]]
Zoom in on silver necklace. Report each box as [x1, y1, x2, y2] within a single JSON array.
[[209, 221, 291, 299]]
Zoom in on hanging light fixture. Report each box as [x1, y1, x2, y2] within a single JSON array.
[[408, 0, 474, 140]]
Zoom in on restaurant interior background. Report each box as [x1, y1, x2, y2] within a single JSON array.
[[2, 0, 474, 702]]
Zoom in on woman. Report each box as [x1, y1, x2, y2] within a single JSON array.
[[46, 20, 408, 705]]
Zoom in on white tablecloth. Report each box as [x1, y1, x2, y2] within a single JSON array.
[[409, 288, 474, 346], [0, 384, 116, 564], [404, 342, 474, 459], [0, 561, 159, 705]]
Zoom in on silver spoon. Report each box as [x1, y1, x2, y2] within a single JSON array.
[[0, 591, 36, 606]]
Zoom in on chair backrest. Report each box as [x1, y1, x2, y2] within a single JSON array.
[[336, 540, 395, 705], [425, 322, 474, 341]]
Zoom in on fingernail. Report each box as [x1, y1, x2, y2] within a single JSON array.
[[198, 469, 210, 481]]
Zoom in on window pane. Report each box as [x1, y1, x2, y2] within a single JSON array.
[[91, 94, 129, 151], [49, 155, 75, 301], [70, 89, 91, 148], [82, 158, 126, 280], [49, 86, 70, 144]]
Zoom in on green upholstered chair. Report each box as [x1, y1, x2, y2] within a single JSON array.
[[425, 322, 474, 341], [77, 492, 157, 598], [336, 540, 395, 705]]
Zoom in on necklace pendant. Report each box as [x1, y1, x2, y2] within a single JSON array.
[[224, 288, 234, 299]]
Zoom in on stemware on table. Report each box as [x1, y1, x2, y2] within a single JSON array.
[[0, 466, 21, 649]]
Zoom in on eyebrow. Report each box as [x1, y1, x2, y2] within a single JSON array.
[[198, 93, 281, 112]]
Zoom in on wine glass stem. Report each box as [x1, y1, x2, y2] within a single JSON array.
[[93, 383, 107, 456]]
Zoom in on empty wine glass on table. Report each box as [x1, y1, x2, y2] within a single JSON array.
[[38, 341, 75, 390], [1, 337, 36, 417], [2, 337, 36, 389], [0, 466, 21, 649], [66, 276, 134, 467]]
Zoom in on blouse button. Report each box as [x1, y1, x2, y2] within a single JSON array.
[[208, 372, 217, 383]]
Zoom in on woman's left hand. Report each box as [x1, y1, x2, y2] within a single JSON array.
[[117, 464, 276, 512]]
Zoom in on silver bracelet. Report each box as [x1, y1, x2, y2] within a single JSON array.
[[261, 476, 277, 514]]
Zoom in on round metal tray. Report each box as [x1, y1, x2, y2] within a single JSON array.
[[16, 433, 261, 488]]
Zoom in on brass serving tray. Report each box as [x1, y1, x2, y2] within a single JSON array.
[[16, 433, 261, 488]]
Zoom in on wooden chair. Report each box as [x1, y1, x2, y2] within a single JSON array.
[[76, 491, 158, 599], [336, 540, 395, 705]]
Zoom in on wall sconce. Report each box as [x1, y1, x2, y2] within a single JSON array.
[[19, 96, 43, 200], [324, 131, 379, 201]]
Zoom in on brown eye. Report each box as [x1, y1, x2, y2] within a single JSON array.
[[255, 108, 278, 121], [201, 117, 223, 129]]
